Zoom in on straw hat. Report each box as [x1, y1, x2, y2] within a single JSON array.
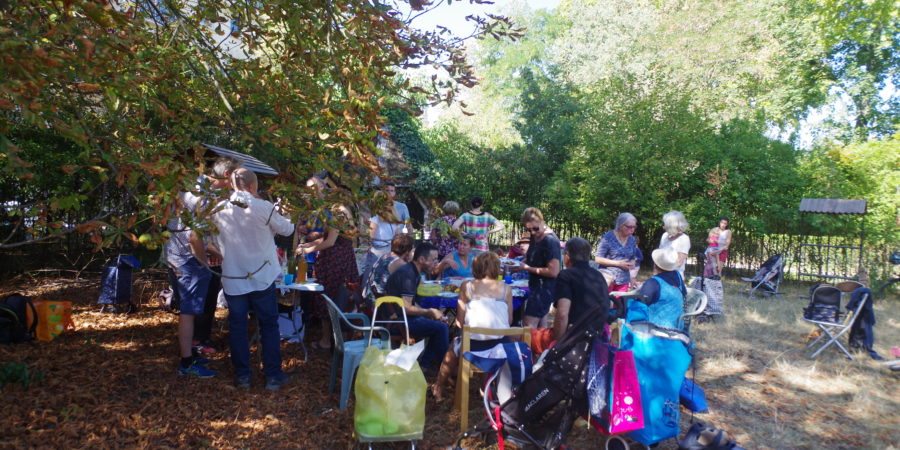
[[651, 248, 680, 272]]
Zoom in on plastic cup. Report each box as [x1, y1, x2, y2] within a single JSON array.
[[283, 274, 295, 285], [504, 275, 513, 284]]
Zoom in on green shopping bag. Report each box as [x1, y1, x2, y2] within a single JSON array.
[[354, 343, 427, 442]]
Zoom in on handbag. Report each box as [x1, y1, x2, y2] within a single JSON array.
[[590, 344, 645, 434], [26, 300, 74, 342]]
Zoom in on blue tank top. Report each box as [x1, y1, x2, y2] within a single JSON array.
[[444, 252, 474, 278]]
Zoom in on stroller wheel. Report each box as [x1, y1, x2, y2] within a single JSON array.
[[605, 435, 630, 450]]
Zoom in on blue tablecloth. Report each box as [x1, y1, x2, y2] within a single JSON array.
[[419, 291, 526, 310]]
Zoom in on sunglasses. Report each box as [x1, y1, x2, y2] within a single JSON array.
[[526, 226, 542, 232]]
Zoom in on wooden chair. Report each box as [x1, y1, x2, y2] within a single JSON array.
[[453, 326, 531, 432]]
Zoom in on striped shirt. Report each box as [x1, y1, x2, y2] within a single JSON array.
[[459, 211, 497, 251]]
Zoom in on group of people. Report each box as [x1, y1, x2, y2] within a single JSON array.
[[165, 166, 732, 399]]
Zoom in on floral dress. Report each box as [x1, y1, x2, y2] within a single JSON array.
[[431, 215, 459, 260]]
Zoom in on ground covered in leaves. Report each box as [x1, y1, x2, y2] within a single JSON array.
[[1, 274, 898, 449]]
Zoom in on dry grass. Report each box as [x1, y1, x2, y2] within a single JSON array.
[[1, 275, 898, 449]]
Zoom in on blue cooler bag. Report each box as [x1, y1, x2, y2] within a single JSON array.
[[621, 321, 692, 446]]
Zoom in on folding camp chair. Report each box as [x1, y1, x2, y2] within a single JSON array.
[[803, 285, 868, 360], [741, 254, 784, 298]]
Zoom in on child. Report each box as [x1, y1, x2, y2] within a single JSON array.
[[704, 227, 721, 276]]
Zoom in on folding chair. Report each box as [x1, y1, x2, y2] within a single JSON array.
[[454, 326, 531, 432], [742, 254, 784, 298], [803, 285, 868, 360]]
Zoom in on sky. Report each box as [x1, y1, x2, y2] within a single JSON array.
[[400, 0, 561, 37]]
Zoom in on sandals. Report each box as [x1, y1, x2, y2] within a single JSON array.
[[679, 422, 745, 450]]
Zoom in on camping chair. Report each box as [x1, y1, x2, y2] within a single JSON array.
[[682, 287, 708, 333], [323, 295, 389, 410], [741, 254, 784, 298], [803, 285, 868, 360], [454, 326, 531, 432]]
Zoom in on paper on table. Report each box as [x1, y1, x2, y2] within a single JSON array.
[[385, 340, 426, 371]]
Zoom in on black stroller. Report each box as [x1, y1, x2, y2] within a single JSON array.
[[741, 254, 784, 298], [453, 304, 607, 449]]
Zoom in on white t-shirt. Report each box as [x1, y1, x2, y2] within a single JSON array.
[[659, 232, 691, 275]]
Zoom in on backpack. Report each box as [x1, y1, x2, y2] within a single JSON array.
[[0, 293, 38, 344]]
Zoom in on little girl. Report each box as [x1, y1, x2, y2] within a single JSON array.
[[705, 227, 721, 276]]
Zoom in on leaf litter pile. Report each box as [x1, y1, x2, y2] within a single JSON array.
[[2, 275, 899, 448]]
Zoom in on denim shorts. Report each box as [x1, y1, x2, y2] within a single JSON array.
[[171, 257, 211, 315], [524, 280, 556, 319]]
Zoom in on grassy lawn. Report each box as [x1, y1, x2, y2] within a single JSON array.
[[1, 275, 898, 448]]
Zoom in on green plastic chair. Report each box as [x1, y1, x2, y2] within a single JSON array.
[[323, 295, 389, 410]]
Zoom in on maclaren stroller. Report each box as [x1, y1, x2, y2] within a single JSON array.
[[453, 303, 607, 449], [741, 254, 784, 298]]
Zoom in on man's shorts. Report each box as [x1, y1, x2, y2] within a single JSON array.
[[170, 257, 211, 315], [524, 280, 556, 319]]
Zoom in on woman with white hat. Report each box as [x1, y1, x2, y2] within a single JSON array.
[[625, 247, 687, 329]]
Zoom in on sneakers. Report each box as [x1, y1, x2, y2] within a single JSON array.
[[234, 376, 251, 389], [177, 361, 217, 378], [192, 355, 212, 366], [265, 374, 292, 391]]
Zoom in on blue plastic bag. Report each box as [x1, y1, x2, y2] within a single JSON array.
[[621, 321, 692, 446], [679, 377, 708, 413]]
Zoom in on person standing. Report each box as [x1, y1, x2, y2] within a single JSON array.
[[517, 207, 561, 328], [193, 156, 243, 355], [453, 196, 505, 253], [553, 237, 609, 341], [214, 168, 295, 390], [296, 173, 361, 351], [166, 189, 214, 378], [430, 200, 461, 260], [384, 242, 449, 372], [362, 182, 410, 280], [659, 210, 691, 278], [594, 212, 640, 293], [711, 217, 731, 276]]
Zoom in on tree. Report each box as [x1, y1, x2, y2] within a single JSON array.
[[0, 0, 519, 252]]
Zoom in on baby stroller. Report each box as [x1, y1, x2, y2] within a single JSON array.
[[453, 303, 607, 449], [741, 254, 783, 298]]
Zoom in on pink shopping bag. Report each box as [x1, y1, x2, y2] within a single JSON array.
[[608, 349, 644, 434]]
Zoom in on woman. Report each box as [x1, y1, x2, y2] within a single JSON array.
[[435, 234, 476, 279], [659, 210, 691, 277], [453, 196, 505, 253], [296, 174, 360, 351], [367, 234, 415, 299], [627, 247, 686, 329], [594, 212, 640, 292], [432, 252, 513, 401], [430, 200, 461, 260], [361, 184, 409, 282], [711, 217, 731, 276], [517, 207, 561, 328]]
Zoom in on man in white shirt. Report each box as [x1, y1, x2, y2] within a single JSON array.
[[214, 168, 295, 390]]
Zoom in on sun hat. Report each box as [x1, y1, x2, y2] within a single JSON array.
[[651, 248, 680, 272]]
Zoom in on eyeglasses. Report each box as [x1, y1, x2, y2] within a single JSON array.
[[622, 225, 636, 230]]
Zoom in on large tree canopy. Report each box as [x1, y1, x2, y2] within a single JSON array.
[[0, 0, 520, 250]]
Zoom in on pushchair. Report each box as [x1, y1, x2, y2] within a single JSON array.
[[741, 254, 784, 298], [453, 303, 607, 449]]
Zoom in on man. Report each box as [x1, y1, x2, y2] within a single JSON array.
[[193, 156, 242, 356], [166, 188, 214, 378], [552, 237, 610, 341], [362, 182, 410, 280], [384, 242, 449, 373], [213, 168, 295, 390]]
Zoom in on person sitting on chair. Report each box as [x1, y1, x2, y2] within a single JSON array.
[[435, 234, 476, 279], [552, 237, 609, 341], [432, 252, 513, 401], [627, 247, 686, 329], [384, 242, 449, 374]]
